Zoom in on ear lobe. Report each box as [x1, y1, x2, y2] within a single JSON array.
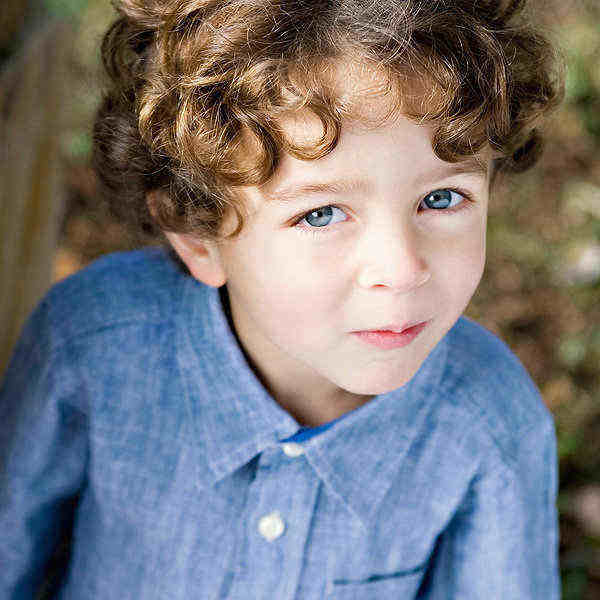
[[164, 231, 227, 288]]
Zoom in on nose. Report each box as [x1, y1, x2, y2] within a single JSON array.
[[355, 223, 431, 293]]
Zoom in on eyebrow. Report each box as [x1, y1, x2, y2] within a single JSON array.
[[263, 158, 488, 205], [264, 178, 371, 205]]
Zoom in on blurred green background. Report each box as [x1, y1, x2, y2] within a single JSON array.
[[1, 1, 599, 598]]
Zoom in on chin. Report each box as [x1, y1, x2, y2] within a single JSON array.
[[340, 370, 417, 396]]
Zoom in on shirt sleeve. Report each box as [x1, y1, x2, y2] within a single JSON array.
[[418, 414, 560, 599], [0, 304, 89, 599]]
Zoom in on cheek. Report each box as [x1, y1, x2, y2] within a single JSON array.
[[423, 211, 484, 283], [437, 228, 486, 304], [226, 237, 342, 327], [470, 219, 487, 285], [262, 236, 343, 288], [267, 266, 343, 331]]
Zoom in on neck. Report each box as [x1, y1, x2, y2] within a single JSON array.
[[269, 388, 374, 428]]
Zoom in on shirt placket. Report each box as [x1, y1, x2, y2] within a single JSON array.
[[227, 443, 321, 599]]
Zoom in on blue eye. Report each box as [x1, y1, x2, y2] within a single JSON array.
[[302, 205, 347, 228], [420, 189, 466, 210]]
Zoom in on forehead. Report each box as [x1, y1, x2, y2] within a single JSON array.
[[274, 56, 489, 160], [259, 105, 489, 201], [224, 59, 491, 228]]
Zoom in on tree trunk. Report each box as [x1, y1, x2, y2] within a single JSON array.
[[0, 0, 31, 51], [0, 22, 74, 374]]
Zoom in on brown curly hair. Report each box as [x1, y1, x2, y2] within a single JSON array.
[[92, 0, 564, 241]]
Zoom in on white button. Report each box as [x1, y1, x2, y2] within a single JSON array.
[[281, 442, 305, 457], [258, 511, 285, 542]]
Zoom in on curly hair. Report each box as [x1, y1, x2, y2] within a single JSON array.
[[92, 0, 564, 241]]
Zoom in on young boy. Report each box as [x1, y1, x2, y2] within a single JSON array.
[[1, 0, 564, 598]]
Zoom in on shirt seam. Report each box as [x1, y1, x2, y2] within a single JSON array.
[[35, 314, 175, 360], [435, 347, 552, 475]]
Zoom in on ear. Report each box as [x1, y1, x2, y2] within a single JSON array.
[[164, 231, 227, 288], [146, 190, 227, 288]]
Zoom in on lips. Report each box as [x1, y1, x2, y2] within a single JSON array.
[[351, 321, 430, 350], [354, 320, 429, 334], [364, 323, 422, 334]]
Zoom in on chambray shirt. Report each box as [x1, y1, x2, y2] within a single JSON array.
[[0, 247, 560, 599]]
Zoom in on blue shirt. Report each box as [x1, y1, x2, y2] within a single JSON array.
[[0, 247, 560, 599]]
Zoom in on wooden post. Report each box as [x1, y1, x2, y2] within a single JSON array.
[[0, 22, 75, 374], [0, 0, 31, 51]]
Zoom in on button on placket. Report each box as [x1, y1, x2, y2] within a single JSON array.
[[252, 445, 303, 544], [281, 442, 305, 458], [258, 510, 285, 542], [226, 446, 320, 599], [252, 445, 303, 545]]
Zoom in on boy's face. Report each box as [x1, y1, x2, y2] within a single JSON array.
[[170, 100, 490, 424]]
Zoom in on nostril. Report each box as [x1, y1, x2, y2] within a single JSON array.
[[357, 264, 431, 292]]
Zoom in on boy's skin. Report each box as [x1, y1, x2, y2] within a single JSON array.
[[166, 74, 492, 428]]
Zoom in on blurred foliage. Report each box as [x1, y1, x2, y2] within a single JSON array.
[[563, 21, 600, 139], [43, 0, 90, 19], [2, 0, 599, 598]]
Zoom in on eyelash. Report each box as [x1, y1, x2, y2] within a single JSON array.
[[292, 187, 475, 237]]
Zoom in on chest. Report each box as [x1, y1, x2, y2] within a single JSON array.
[[64, 424, 458, 600]]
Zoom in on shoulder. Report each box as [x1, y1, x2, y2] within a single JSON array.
[[438, 316, 554, 464], [26, 247, 192, 354]]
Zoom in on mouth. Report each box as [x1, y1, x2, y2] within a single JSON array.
[[351, 321, 430, 350]]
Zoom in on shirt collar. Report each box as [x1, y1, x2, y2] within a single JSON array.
[[175, 270, 449, 530]]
